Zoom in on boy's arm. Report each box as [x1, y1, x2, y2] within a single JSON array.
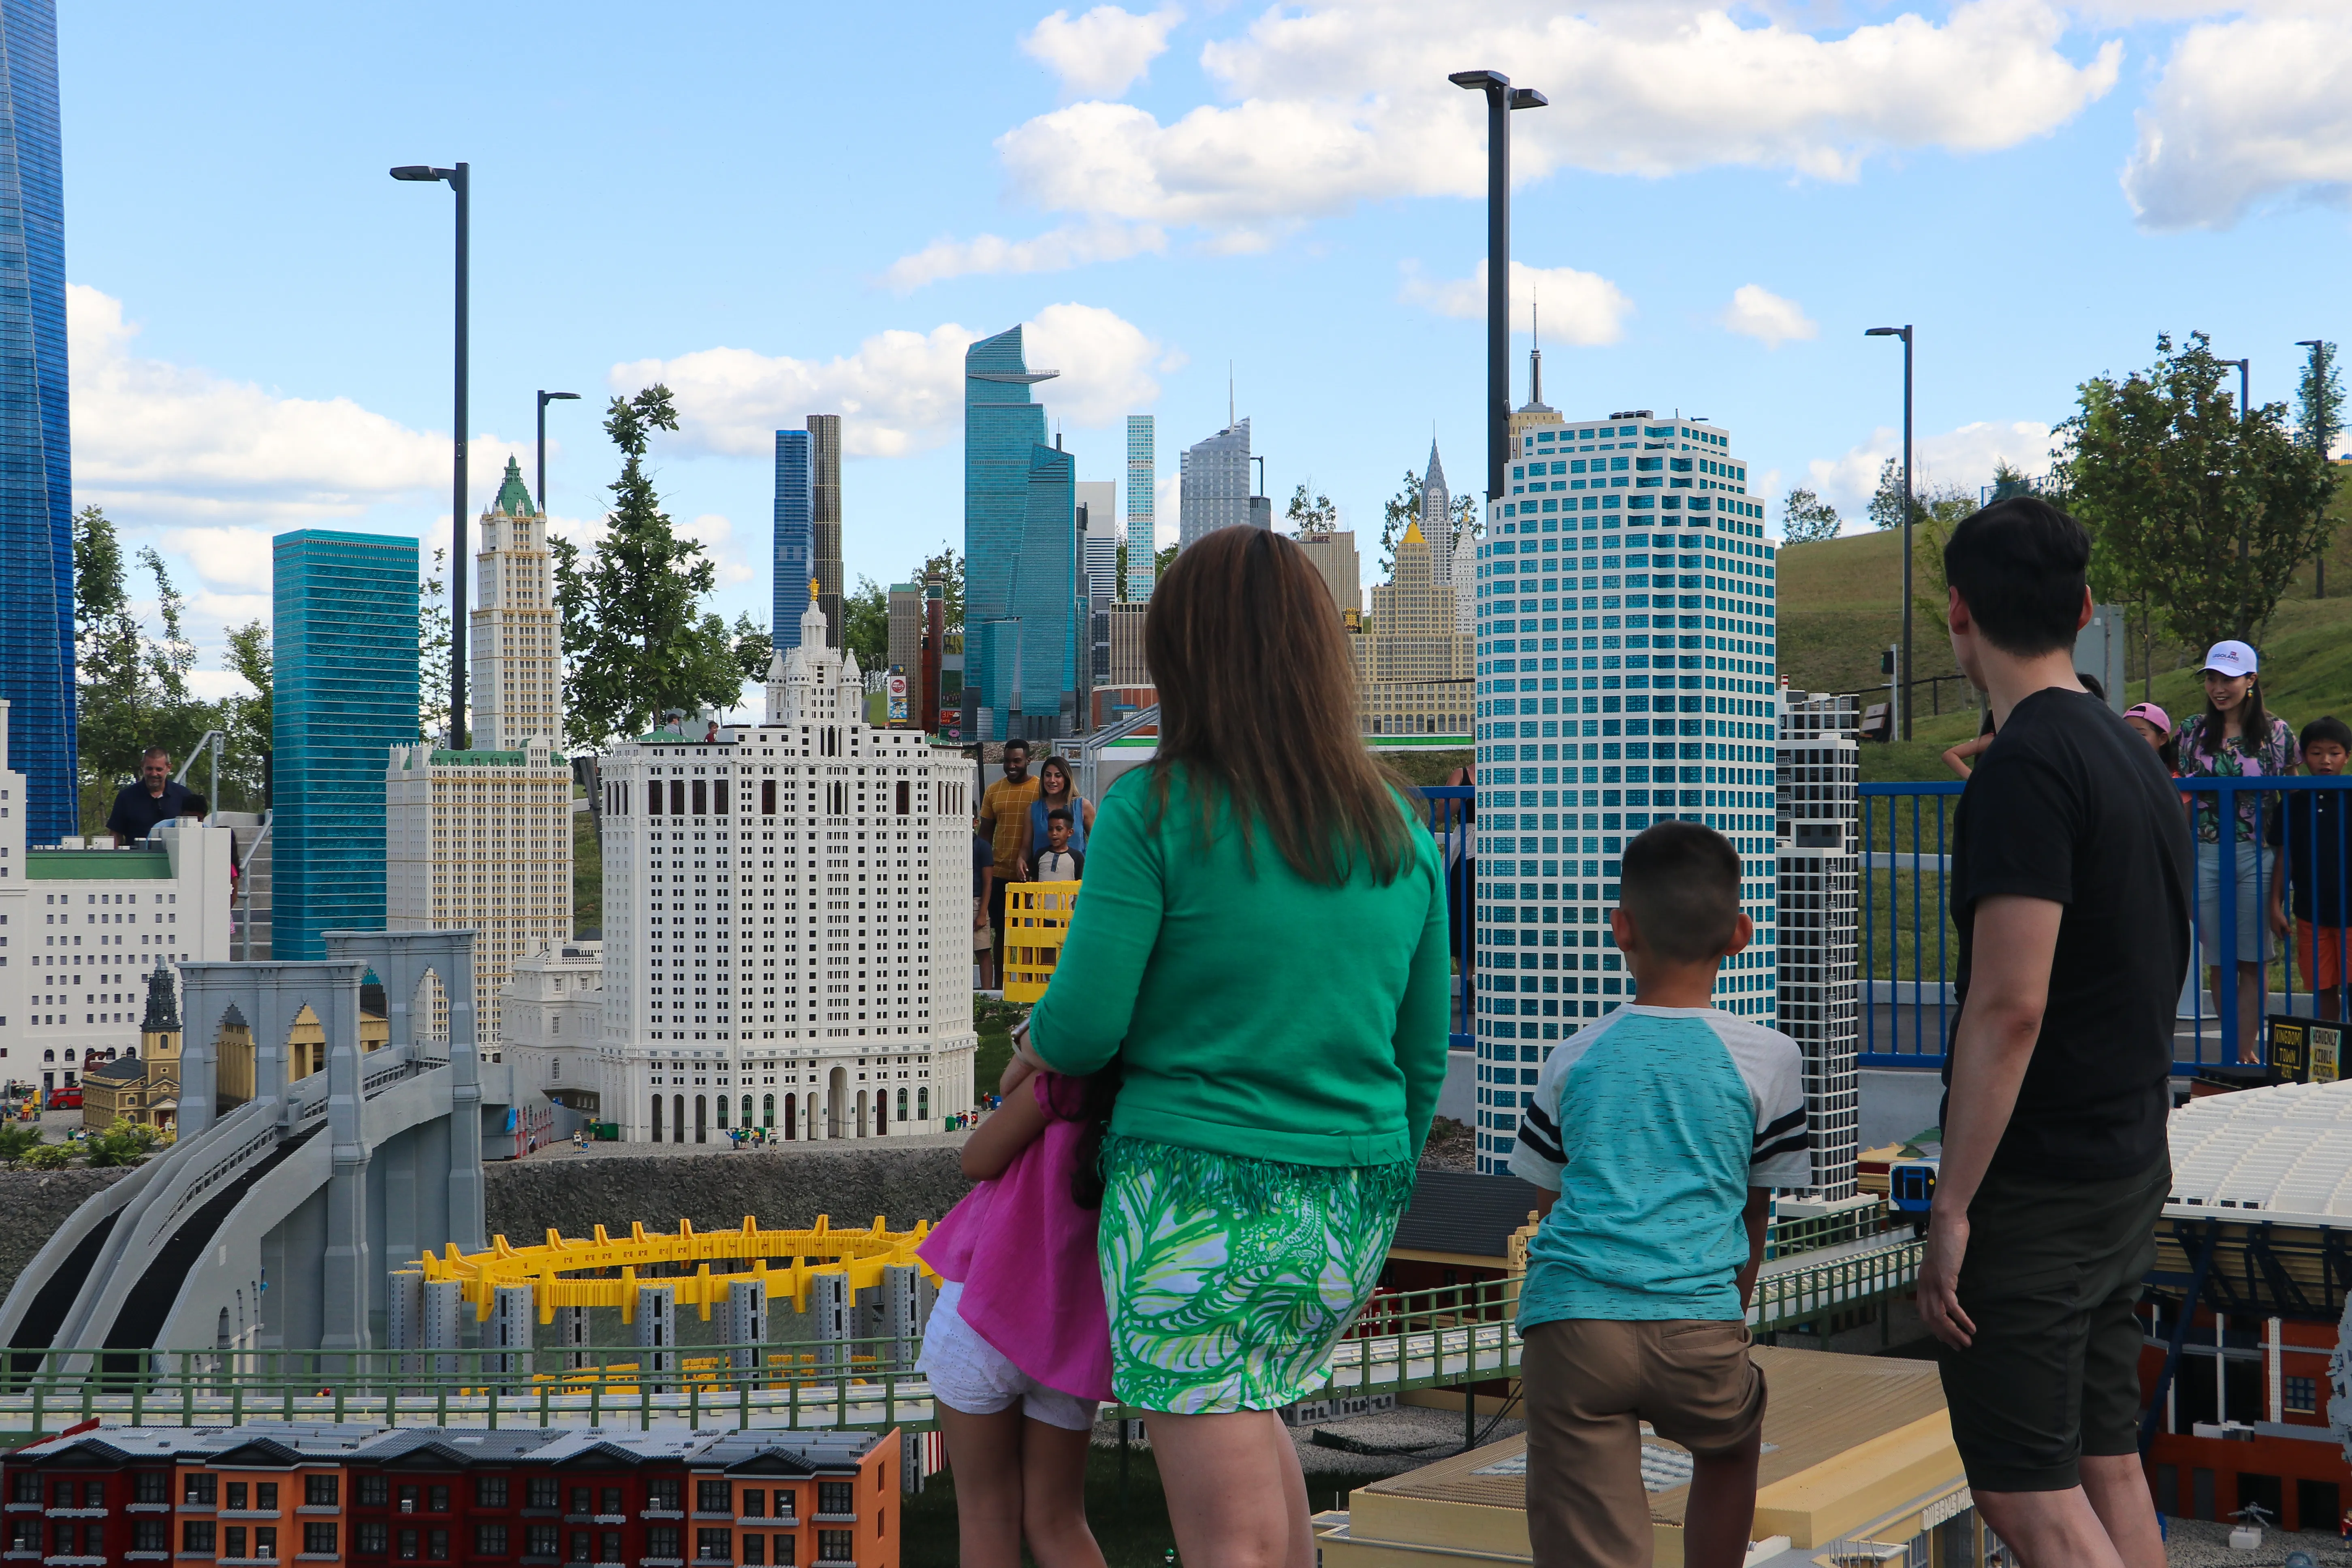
[[1735, 1187, 1771, 1308]]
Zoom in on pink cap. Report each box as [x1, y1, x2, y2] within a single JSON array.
[[2124, 702, 2171, 734]]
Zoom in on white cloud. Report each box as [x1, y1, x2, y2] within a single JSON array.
[[69, 284, 514, 523], [2121, 13, 2352, 231], [681, 513, 756, 588], [1718, 284, 1818, 347], [1021, 6, 1185, 100], [1804, 420, 2055, 514], [1399, 258, 1634, 344], [187, 667, 261, 703], [990, 1, 2119, 243], [164, 526, 275, 591], [881, 221, 1166, 291], [615, 304, 1165, 459]]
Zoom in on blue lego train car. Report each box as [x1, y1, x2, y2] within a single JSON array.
[[1890, 1156, 1938, 1235]]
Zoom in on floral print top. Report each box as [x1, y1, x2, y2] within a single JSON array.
[[2176, 711, 2297, 843]]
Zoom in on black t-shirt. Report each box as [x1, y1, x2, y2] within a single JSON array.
[[2267, 790, 2349, 924], [106, 779, 196, 842], [1942, 688, 2192, 1180]]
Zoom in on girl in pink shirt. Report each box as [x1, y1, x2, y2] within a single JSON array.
[[917, 1040, 1117, 1568]]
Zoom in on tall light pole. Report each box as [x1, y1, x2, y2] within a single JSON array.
[[1449, 70, 1547, 502], [391, 161, 470, 747], [536, 391, 580, 514], [1865, 325, 1914, 740], [2298, 340, 2333, 597], [2220, 356, 2252, 592]]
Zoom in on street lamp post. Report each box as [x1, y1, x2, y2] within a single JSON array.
[[2220, 357, 2252, 584], [1449, 70, 1547, 503], [536, 391, 581, 514], [391, 161, 470, 748], [1865, 325, 1914, 740], [2298, 341, 2333, 597]]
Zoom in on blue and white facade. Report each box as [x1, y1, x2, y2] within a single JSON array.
[[1469, 411, 1781, 1173], [0, 0, 71, 846], [772, 429, 815, 652], [1125, 415, 1156, 602]]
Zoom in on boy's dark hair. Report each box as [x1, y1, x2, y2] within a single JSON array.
[[1942, 496, 2091, 657], [179, 795, 208, 818], [1620, 821, 1742, 963], [1052, 1064, 1124, 1209], [2302, 715, 2352, 753], [1046, 807, 1072, 825]]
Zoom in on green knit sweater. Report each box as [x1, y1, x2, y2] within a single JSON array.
[[1027, 764, 1451, 1167]]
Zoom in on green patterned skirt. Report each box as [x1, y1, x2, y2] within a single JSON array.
[[1097, 1134, 1419, 1414]]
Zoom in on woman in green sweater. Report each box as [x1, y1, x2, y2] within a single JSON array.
[[1023, 525, 1451, 1566]]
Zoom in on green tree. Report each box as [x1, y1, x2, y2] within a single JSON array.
[[1154, 543, 1177, 581], [728, 613, 773, 681], [85, 1118, 159, 1168], [74, 510, 208, 833], [1865, 457, 1916, 533], [19, 1140, 71, 1171], [918, 545, 964, 634], [220, 621, 273, 807], [1779, 486, 1841, 544], [2055, 331, 2341, 651], [1377, 471, 1479, 576], [1286, 481, 1337, 533], [841, 577, 889, 671], [552, 385, 745, 747], [0, 1123, 40, 1167], [418, 547, 457, 744], [2299, 340, 2343, 459]]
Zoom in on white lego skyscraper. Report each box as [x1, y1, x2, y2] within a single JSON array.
[[1469, 403, 1780, 1173], [592, 586, 978, 1143], [1775, 689, 1862, 1208], [470, 457, 562, 751]]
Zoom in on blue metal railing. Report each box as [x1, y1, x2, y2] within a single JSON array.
[[1861, 775, 2352, 1073], [1421, 785, 1475, 1050]]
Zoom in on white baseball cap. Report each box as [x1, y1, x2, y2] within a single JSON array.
[[2202, 640, 2259, 678]]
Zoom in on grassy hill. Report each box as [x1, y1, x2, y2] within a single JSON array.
[[1782, 484, 2352, 782]]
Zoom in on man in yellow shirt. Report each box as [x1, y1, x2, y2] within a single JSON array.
[[976, 738, 1042, 986]]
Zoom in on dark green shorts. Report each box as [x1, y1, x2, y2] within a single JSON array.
[[1934, 1156, 2167, 1493]]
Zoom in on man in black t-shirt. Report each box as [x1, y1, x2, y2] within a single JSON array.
[[1919, 498, 2189, 1568], [106, 747, 196, 846]]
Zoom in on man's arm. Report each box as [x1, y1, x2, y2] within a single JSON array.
[[1917, 893, 2063, 1349]]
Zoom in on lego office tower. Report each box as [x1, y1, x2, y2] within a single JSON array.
[[1469, 401, 1780, 1174], [1774, 689, 1862, 1205]]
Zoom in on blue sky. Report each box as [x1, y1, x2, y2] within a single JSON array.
[[61, 1, 2352, 696]]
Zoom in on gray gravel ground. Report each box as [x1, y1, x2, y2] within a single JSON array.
[[2161, 1516, 2347, 1566]]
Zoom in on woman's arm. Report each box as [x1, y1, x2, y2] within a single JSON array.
[[1394, 851, 1453, 1150], [1080, 797, 1097, 832], [1941, 733, 1992, 781], [961, 1075, 1051, 1180]]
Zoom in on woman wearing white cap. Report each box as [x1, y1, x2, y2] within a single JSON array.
[[2174, 640, 2295, 1062]]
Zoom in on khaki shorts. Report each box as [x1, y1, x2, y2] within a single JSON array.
[[1521, 1317, 1767, 1568]]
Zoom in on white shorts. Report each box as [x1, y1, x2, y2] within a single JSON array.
[[916, 1280, 1099, 1431]]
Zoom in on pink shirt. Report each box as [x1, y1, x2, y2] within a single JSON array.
[[918, 1072, 1111, 1402]]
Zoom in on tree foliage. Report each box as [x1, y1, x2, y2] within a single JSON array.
[[85, 1118, 160, 1167], [73, 508, 212, 833], [841, 578, 889, 672], [552, 386, 746, 747], [1779, 487, 1841, 544], [1866, 457, 1914, 533], [1378, 470, 1481, 576], [0, 1123, 41, 1167], [2054, 331, 2341, 650], [418, 546, 456, 744], [2299, 340, 2343, 459], [1286, 482, 1337, 533]]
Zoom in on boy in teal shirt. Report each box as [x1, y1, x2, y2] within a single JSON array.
[[1510, 821, 1809, 1568]]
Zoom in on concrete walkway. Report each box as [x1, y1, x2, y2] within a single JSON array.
[[514, 1127, 973, 1162]]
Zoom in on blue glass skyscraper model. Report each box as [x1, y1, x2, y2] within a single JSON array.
[[273, 531, 420, 960], [963, 326, 1078, 742], [0, 1, 72, 844], [1471, 403, 1781, 1173], [773, 429, 814, 650]]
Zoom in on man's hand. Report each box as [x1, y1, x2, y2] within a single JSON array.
[[1917, 1210, 1976, 1349], [2269, 894, 2291, 941], [973, 897, 988, 931]]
